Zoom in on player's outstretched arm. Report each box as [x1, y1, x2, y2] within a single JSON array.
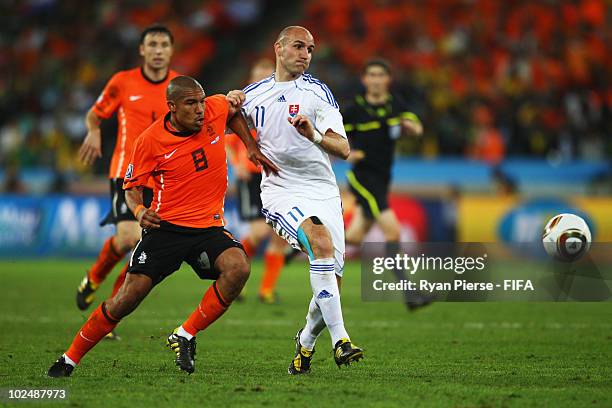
[[347, 150, 366, 164], [227, 110, 279, 176], [79, 108, 104, 165], [226, 90, 246, 118], [401, 113, 423, 137], [288, 115, 350, 160], [125, 187, 161, 229]]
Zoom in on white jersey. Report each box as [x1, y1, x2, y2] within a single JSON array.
[[242, 73, 346, 200]]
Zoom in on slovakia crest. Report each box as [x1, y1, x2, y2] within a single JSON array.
[[288, 104, 300, 117]]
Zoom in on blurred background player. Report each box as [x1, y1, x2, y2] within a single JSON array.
[[343, 59, 431, 311], [226, 58, 291, 304], [75, 24, 180, 338]]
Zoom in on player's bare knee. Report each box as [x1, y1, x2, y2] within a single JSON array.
[[345, 229, 364, 246], [250, 221, 270, 244], [310, 233, 334, 259], [226, 258, 250, 286], [106, 294, 136, 320], [115, 221, 142, 252], [384, 227, 400, 242], [118, 231, 141, 251], [108, 274, 151, 318], [218, 250, 250, 285], [113, 235, 133, 253]]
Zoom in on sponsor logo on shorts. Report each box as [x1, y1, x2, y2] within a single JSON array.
[[317, 289, 333, 299], [138, 252, 147, 264]]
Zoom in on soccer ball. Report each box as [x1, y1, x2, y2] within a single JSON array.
[[542, 213, 591, 262]]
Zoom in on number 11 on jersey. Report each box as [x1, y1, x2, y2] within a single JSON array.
[[254, 106, 265, 128]]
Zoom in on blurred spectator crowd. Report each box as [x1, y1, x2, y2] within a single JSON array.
[[1, 0, 611, 193], [1, 0, 264, 190], [304, 0, 611, 162]]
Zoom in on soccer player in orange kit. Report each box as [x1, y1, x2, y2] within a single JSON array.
[[48, 76, 278, 377]]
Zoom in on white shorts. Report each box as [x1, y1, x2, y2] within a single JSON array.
[[261, 194, 345, 276]]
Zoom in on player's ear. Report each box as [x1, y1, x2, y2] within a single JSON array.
[[167, 101, 176, 112], [274, 41, 282, 57], [139, 44, 145, 58]]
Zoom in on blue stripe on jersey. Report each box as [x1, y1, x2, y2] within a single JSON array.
[[302, 74, 333, 104], [294, 82, 334, 108], [272, 212, 299, 237], [302, 74, 339, 109], [261, 209, 298, 238], [242, 74, 275, 94]]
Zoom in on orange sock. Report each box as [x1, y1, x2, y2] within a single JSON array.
[[182, 282, 230, 336], [89, 237, 125, 285], [65, 302, 120, 364], [110, 263, 128, 298], [259, 252, 284, 296], [241, 238, 256, 258]]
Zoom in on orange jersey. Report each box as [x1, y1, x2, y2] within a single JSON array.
[[92, 67, 180, 180], [226, 129, 261, 174], [123, 95, 230, 229]]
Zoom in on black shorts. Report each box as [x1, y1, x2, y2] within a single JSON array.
[[127, 223, 244, 286], [100, 178, 153, 226], [236, 173, 263, 221], [346, 170, 390, 220]]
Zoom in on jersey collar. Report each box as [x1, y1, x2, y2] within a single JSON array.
[[141, 66, 169, 84], [273, 73, 302, 88], [356, 94, 393, 118], [164, 112, 197, 137]]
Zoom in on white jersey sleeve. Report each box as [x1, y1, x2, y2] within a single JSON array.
[[314, 100, 346, 139], [301, 74, 347, 139]]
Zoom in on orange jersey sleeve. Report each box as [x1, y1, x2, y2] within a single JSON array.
[[124, 95, 231, 229], [92, 72, 123, 119], [122, 132, 158, 190]]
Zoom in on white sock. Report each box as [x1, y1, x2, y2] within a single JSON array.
[[299, 295, 326, 350], [62, 353, 77, 367], [309, 258, 349, 346], [177, 325, 194, 340]]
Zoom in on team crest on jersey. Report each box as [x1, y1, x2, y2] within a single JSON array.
[[288, 104, 300, 117], [125, 163, 134, 180]]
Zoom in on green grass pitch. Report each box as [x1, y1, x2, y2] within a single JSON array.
[[0, 259, 610, 407]]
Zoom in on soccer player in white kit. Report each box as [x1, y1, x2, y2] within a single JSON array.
[[231, 26, 363, 374]]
